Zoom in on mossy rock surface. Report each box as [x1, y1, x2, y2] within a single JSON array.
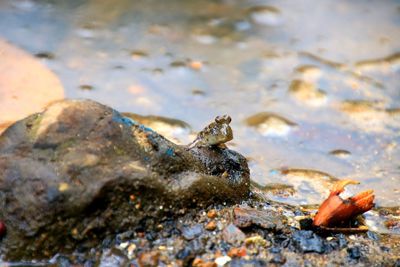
[[0, 99, 250, 260]]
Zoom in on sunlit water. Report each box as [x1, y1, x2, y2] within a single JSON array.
[[0, 0, 399, 235]]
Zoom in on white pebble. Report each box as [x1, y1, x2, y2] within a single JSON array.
[[215, 256, 231, 266]]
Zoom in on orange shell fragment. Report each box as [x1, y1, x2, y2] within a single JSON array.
[[313, 179, 375, 227]]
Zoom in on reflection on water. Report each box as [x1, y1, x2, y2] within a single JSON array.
[[0, 0, 399, 224]]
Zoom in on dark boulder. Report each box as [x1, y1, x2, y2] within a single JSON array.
[[0, 99, 250, 260]]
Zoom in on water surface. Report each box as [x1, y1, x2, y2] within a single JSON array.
[[0, 0, 399, 232]]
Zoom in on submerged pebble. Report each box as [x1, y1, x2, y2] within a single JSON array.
[[329, 149, 351, 159], [248, 6, 283, 26], [289, 79, 327, 106], [79, 84, 94, 91], [244, 112, 297, 136], [130, 50, 148, 60], [35, 52, 55, 60], [294, 65, 322, 81]]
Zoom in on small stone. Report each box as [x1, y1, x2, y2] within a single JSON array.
[[347, 246, 361, 259], [227, 247, 246, 258], [233, 207, 286, 231], [138, 251, 160, 267], [292, 230, 326, 254], [222, 224, 246, 244], [207, 209, 218, 219], [58, 182, 69, 192], [193, 258, 217, 267], [118, 241, 129, 249], [180, 224, 203, 240], [269, 253, 286, 264], [189, 61, 203, 70], [215, 256, 231, 267], [205, 221, 217, 231], [244, 235, 269, 247], [98, 248, 129, 267], [193, 258, 204, 267], [127, 243, 136, 258]]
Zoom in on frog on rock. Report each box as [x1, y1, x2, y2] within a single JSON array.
[[187, 115, 233, 149]]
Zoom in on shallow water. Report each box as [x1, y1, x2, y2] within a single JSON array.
[[0, 0, 399, 230]]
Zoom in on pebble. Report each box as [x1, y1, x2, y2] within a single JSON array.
[[347, 246, 361, 259], [215, 256, 231, 267], [181, 224, 203, 240], [244, 235, 269, 247], [118, 241, 129, 249], [222, 224, 246, 244], [270, 253, 286, 264], [189, 61, 203, 70], [207, 209, 218, 219], [193, 258, 217, 267], [138, 251, 160, 266], [233, 207, 285, 230], [227, 247, 246, 257], [127, 244, 136, 259], [205, 221, 217, 231], [292, 230, 326, 254]]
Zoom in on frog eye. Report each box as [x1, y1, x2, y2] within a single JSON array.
[[224, 115, 232, 123], [215, 116, 222, 123]]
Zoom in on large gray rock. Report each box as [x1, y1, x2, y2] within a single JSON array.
[[0, 99, 250, 260]]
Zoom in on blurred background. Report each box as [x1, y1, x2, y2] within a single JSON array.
[[0, 0, 399, 231]]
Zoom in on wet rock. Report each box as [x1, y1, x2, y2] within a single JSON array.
[[222, 224, 246, 245], [347, 246, 361, 260], [233, 207, 286, 231], [292, 230, 326, 254], [299, 217, 313, 230], [0, 99, 250, 260], [180, 224, 203, 240], [98, 248, 129, 267]]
